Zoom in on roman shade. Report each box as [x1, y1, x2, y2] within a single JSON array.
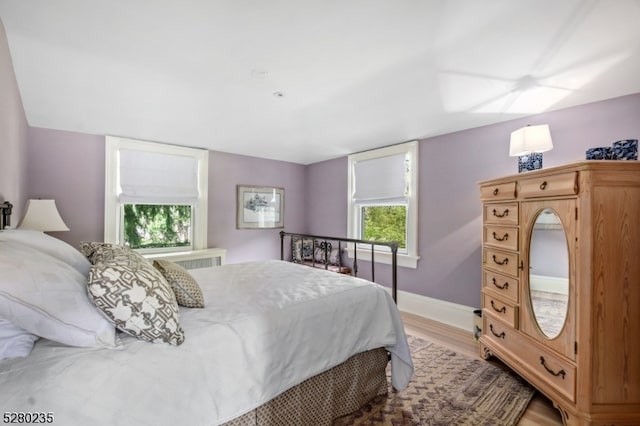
[[353, 153, 407, 202], [118, 149, 199, 204]]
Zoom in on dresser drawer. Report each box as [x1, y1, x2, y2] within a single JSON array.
[[483, 225, 518, 251], [483, 248, 519, 277], [483, 270, 518, 303], [483, 293, 517, 328], [519, 171, 578, 198], [480, 181, 517, 201], [483, 316, 576, 403], [483, 202, 518, 225]]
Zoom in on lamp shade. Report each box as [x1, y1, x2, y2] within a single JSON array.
[[509, 124, 553, 156], [18, 199, 69, 232]]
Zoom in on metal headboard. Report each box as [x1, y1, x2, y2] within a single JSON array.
[[0, 201, 13, 229]]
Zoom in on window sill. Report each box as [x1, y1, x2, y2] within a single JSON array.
[[345, 248, 419, 269], [143, 248, 227, 266]]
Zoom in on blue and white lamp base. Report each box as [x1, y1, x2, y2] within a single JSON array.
[[518, 152, 543, 173]]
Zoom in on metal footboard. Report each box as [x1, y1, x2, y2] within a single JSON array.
[[279, 231, 398, 303]]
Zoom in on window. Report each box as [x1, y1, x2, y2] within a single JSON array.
[[347, 141, 419, 268], [105, 136, 208, 254]]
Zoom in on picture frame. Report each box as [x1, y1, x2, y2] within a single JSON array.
[[236, 185, 284, 229]]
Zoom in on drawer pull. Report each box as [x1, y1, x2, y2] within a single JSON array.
[[492, 231, 509, 241], [491, 278, 508, 290], [490, 300, 506, 314], [540, 356, 566, 379], [539, 181, 548, 190], [489, 324, 505, 339], [492, 255, 509, 265], [493, 188, 499, 196], [492, 208, 509, 218]]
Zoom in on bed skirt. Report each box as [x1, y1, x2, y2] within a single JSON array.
[[223, 347, 389, 426]]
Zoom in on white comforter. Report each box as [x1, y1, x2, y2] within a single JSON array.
[[0, 260, 413, 426]]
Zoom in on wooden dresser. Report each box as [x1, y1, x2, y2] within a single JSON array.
[[479, 161, 640, 425]]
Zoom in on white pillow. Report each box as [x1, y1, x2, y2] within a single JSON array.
[[0, 318, 39, 360], [0, 240, 117, 348], [0, 229, 91, 275]]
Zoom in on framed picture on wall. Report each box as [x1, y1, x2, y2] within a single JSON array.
[[236, 185, 284, 229]]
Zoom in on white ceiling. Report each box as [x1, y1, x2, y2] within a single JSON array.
[[1, 0, 640, 164]]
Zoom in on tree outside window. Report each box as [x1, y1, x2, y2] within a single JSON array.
[[361, 205, 407, 249], [123, 204, 192, 249]]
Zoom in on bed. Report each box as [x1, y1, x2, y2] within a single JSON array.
[[0, 203, 413, 426]]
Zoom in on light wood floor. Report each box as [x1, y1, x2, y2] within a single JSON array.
[[401, 311, 564, 425]]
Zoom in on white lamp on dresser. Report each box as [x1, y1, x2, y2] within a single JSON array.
[[509, 124, 553, 173]]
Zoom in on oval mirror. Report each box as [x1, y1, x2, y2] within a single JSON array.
[[529, 208, 569, 338]]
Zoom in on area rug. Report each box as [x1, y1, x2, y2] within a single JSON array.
[[334, 335, 535, 426], [531, 290, 568, 337]]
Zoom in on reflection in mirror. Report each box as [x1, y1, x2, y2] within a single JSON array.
[[529, 209, 569, 338]]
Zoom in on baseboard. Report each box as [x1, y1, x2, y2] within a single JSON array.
[[396, 290, 476, 333], [530, 274, 568, 295]]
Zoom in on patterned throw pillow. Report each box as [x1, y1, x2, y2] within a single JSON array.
[[84, 243, 185, 346], [80, 241, 132, 264], [313, 242, 340, 265], [153, 260, 205, 308], [292, 239, 314, 262]]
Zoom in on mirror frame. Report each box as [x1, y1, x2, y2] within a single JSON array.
[[520, 199, 576, 361]]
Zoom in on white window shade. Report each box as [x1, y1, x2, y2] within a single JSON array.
[[119, 149, 199, 204], [353, 153, 407, 202]]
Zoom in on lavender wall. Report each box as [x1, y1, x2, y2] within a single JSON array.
[[0, 18, 28, 218], [306, 93, 640, 308], [208, 151, 306, 264], [26, 128, 307, 261], [305, 156, 348, 235], [27, 128, 105, 245]]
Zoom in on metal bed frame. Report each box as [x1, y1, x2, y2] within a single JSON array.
[[280, 231, 398, 302], [0, 201, 12, 230]]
